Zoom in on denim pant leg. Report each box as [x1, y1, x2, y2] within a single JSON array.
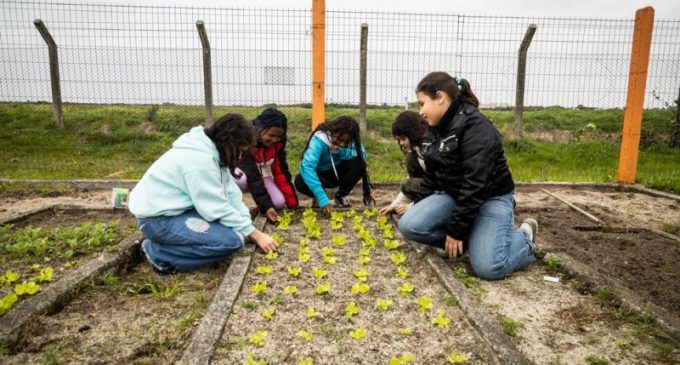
[[467, 192, 535, 280], [138, 209, 244, 273], [397, 192, 454, 248]]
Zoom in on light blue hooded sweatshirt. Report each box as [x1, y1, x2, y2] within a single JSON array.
[[129, 126, 255, 237], [299, 131, 366, 208]]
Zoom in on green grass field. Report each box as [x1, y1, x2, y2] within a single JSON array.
[[0, 103, 678, 193]]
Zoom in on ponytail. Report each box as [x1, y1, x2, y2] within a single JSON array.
[[416, 72, 479, 108]]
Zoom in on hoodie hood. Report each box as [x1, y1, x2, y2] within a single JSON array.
[[172, 126, 219, 161]]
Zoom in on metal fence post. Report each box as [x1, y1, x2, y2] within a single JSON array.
[[33, 19, 63, 128], [312, 0, 326, 130], [196, 20, 214, 126], [514, 24, 537, 137], [359, 23, 368, 132]]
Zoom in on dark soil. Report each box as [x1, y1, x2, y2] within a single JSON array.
[[11, 207, 137, 229], [516, 206, 680, 323]]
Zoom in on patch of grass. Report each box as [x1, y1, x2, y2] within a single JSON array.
[[268, 296, 284, 305], [498, 315, 523, 338], [544, 255, 562, 273], [95, 272, 119, 287], [585, 355, 610, 365], [240, 300, 258, 311], [661, 223, 679, 235], [617, 339, 636, 351], [452, 265, 486, 294], [597, 288, 615, 304], [176, 312, 201, 333], [443, 295, 459, 307]]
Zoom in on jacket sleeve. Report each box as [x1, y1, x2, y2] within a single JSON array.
[[272, 144, 299, 208], [414, 161, 438, 203], [183, 164, 255, 237], [238, 150, 274, 213], [445, 119, 497, 241], [299, 136, 331, 208]]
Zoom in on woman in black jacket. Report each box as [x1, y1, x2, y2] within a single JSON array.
[[398, 72, 538, 280]]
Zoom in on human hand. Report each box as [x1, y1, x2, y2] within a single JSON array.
[[321, 204, 332, 215], [378, 205, 395, 216], [265, 208, 278, 222], [250, 229, 279, 253], [445, 235, 464, 259], [394, 203, 408, 215]]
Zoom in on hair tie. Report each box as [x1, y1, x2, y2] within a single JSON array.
[[458, 78, 466, 87]]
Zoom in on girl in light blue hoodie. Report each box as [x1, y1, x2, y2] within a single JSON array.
[[294, 116, 375, 214], [129, 114, 278, 273]]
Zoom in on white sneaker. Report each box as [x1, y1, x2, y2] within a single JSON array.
[[520, 218, 538, 244]]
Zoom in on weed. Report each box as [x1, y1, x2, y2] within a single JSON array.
[[240, 300, 258, 311], [661, 224, 678, 235], [499, 316, 523, 338], [268, 296, 284, 305], [585, 355, 610, 365], [616, 339, 636, 351], [597, 288, 614, 304], [544, 255, 562, 272], [176, 312, 201, 332], [95, 272, 119, 287], [452, 265, 486, 294], [443, 295, 459, 307], [654, 342, 675, 358]]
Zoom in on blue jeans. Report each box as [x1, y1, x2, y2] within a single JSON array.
[[137, 209, 244, 273], [398, 191, 534, 280]]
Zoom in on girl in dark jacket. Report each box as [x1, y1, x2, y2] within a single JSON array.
[[233, 108, 298, 221], [398, 72, 538, 280]]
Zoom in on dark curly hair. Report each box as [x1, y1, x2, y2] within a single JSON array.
[[391, 110, 428, 149], [204, 113, 255, 176]]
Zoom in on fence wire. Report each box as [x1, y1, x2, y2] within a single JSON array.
[[1, 1, 679, 108]]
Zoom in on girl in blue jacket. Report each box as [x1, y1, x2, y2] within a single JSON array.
[[294, 116, 374, 214], [129, 114, 278, 273]]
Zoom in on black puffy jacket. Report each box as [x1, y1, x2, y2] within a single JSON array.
[[416, 101, 514, 241]]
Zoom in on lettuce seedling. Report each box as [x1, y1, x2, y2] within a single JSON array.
[[382, 228, 394, 239], [359, 247, 372, 257], [299, 246, 310, 255], [299, 253, 311, 263], [417, 296, 433, 312], [283, 286, 298, 295], [362, 208, 378, 218], [297, 330, 313, 342], [358, 256, 371, 265], [396, 267, 409, 279], [351, 282, 370, 295], [391, 251, 407, 266], [271, 232, 285, 244], [353, 268, 369, 282], [248, 331, 268, 347], [376, 215, 388, 226], [307, 226, 321, 240], [315, 281, 330, 295], [432, 310, 450, 328], [322, 256, 337, 265], [0, 293, 18, 316], [306, 306, 319, 318], [384, 239, 400, 250], [311, 267, 327, 280], [0, 270, 20, 286], [321, 247, 336, 257], [288, 266, 302, 277], [397, 282, 414, 296], [297, 357, 314, 365], [299, 237, 310, 246], [376, 298, 393, 311], [398, 327, 412, 336], [330, 220, 343, 230], [331, 234, 347, 246], [389, 353, 415, 365], [245, 352, 267, 365], [345, 301, 360, 317], [446, 351, 467, 363], [250, 280, 267, 296], [14, 281, 40, 296], [256, 265, 273, 275], [33, 267, 53, 283], [346, 209, 357, 218], [349, 326, 366, 340], [265, 251, 279, 260], [262, 307, 276, 320]]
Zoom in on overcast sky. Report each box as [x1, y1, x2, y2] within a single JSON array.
[[104, 0, 679, 19]]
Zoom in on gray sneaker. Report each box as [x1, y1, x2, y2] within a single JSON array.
[[520, 218, 538, 244], [334, 195, 351, 208]]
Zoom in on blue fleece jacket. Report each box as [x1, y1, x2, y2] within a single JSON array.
[[298, 131, 366, 207], [129, 126, 255, 236]]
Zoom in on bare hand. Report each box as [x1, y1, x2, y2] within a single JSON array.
[[445, 235, 464, 259], [378, 205, 395, 216], [265, 208, 278, 222], [250, 229, 279, 253], [394, 203, 408, 215], [321, 204, 332, 215]]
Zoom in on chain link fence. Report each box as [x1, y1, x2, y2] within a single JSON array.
[[1, 1, 679, 108]]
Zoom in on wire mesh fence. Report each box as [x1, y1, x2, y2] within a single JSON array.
[[1, 1, 679, 109]]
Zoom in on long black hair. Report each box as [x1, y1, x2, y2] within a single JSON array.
[[204, 113, 255, 176], [253, 107, 288, 144], [303, 116, 375, 206], [416, 71, 479, 108], [391, 110, 428, 150]]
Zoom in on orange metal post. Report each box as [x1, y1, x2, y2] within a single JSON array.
[[617, 7, 654, 184], [311, 0, 326, 130]]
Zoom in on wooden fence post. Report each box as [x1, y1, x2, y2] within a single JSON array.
[[617, 7, 655, 183], [196, 20, 214, 126], [359, 23, 368, 132], [514, 24, 537, 137], [33, 19, 63, 128]]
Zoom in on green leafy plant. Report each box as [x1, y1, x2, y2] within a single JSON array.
[[315, 281, 330, 295], [312, 267, 327, 280], [255, 265, 273, 275], [249, 331, 269, 347], [545, 255, 562, 272], [417, 296, 433, 312], [391, 251, 407, 266], [288, 266, 302, 277], [389, 353, 415, 365], [297, 357, 314, 365], [362, 208, 378, 218], [585, 355, 610, 365], [298, 330, 313, 342], [384, 239, 400, 250], [396, 267, 409, 279], [271, 232, 285, 245], [283, 285, 298, 295], [245, 352, 267, 365], [306, 306, 319, 318], [353, 268, 369, 282], [432, 311, 450, 328], [0, 293, 18, 316], [323, 256, 337, 265], [446, 351, 468, 363], [265, 251, 279, 260], [358, 255, 371, 265], [351, 282, 370, 295], [0, 270, 21, 286], [397, 282, 414, 296], [376, 298, 393, 311], [499, 315, 523, 337], [262, 307, 276, 320], [398, 327, 412, 336], [331, 234, 347, 246], [345, 301, 360, 318], [349, 326, 366, 340], [250, 280, 267, 296], [14, 281, 40, 296], [33, 267, 53, 283]]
